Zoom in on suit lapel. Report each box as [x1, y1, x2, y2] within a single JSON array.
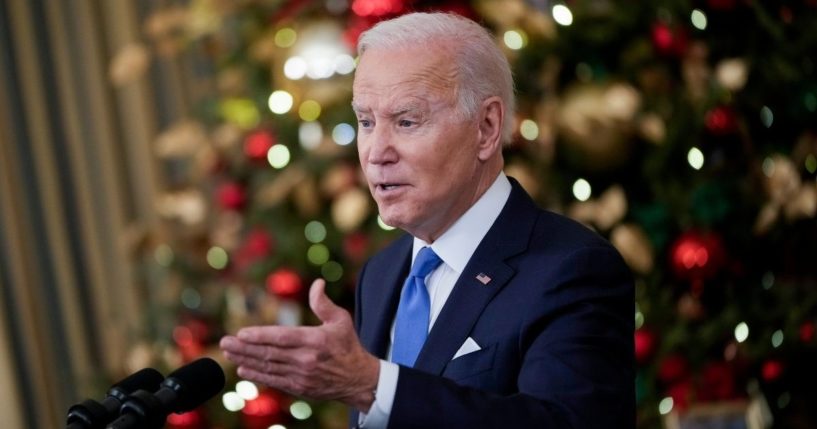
[[414, 179, 539, 375]]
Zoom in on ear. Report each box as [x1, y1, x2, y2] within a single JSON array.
[[476, 96, 505, 162]]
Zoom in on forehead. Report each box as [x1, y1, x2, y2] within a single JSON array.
[[352, 46, 458, 110]]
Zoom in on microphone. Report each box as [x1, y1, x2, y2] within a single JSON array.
[[66, 368, 164, 429], [106, 357, 226, 429]]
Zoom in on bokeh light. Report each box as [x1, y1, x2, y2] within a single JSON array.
[[267, 144, 291, 169], [268, 91, 294, 114], [691, 9, 707, 30], [290, 400, 313, 420], [304, 221, 327, 243], [299, 100, 322, 121], [207, 246, 229, 270], [519, 119, 539, 141], [688, 147, 704, 170], [552, 5, 574, 26], [332, 123, 356, 145], [275, 28, 297, 48], [572, 179, 592, 201], [299, 122, 324, 150]]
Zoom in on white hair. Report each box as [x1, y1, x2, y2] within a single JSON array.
[[357, 12, 516, 144]]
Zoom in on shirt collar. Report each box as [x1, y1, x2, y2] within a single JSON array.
[[412, 172, 512, 273]]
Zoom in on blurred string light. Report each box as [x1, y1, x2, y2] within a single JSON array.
[[635, 303, 645, 329], [503, 30, 527, 50], [690, 9, 707, 30], [180, 288, 201, 310], [304, 220, 327, 243], [274, 28, 297, 48], [762, 157, 776, 178], [307, 244, 330, 265], [207, 246, 228, 270], [236, 381, 259, 400], [321, 261, 344, 282], [290, 400, 313, 420], [221, 98, 260, 129], [268, 90, 294, 114], [771, 329, 784, 348], [519, 119, 539, 141], [778, 392, 791, 409], [658, 397, 674, 415], [299, 100, 322, 121], [270, 425, 287, 429], [760, 105, 774, 128], [572, 178, 592, 201], [332, 123, 356, 145], [735, 322, 750, 343], [688, 147, 704, 170], [154, 244, 174, 266], [552, 4, 574, 26], [762, 271, 775, 289], [267, 144, 291, 169], [377, 215, 395, 231], [222, 391, 245, 412], [299, 122, 324, 150], [282, 23, 355, 80], [805, 154, 817, 174]]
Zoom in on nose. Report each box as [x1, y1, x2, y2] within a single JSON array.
[[364, 124, 398, 166]]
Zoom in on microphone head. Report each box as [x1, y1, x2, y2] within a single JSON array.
[[162, 357, 226, 412], [108, 368, 164, 401]]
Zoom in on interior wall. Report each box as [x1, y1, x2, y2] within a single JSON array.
[[0, 0, 203, 426]]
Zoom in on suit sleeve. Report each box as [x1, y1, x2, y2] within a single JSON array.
[[387, 245, 635, 429]]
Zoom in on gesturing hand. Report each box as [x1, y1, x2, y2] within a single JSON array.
[[219, 279, 380, 412]]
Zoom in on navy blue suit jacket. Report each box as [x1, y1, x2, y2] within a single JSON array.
[[354, 179, 635, 428]]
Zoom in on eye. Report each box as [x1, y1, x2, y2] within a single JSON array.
[[398, 119, 415, 128], [358, 119, 373, 128]]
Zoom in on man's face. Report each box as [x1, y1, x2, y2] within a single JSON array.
[[352, 46, 486, 242]]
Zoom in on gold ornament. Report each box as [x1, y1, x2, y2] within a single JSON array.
[[331, 188, 371, 232], [567, 185, 628, 231], [610, 223, 654, 275], [256, 165, 307, 207], [154, 120, 209, 158], [156, 189, 207, 226], [638, 113, 666, 145], [109, 43, 151, 86], [558, 83, 641, 170], [715, 58, 749, 92]]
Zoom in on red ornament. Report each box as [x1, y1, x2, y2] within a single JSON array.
[[670, 231, 725, 282], [658, 354, 690, 384], [166, 409, 206, 429], [800, 321, 815, 342], [634, 329, 658, 365], [266, 268, 303, 300], [667, 379, 693, 411], [704, 105, 738, 135], [651, 22, 688, 57], [217, 182, 247, 211], [241, 390, 285, 429], [244, 130, 276, 163], [173, 319, 210, 362], [707, 0, 737, 10], [343, 232, 370, 262], [351, 0, 406, 17], [697, 361, 736, 402], [761, 359, 784, 382]]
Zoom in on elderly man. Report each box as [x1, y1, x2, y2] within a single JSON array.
[[221, 12, 634, 428]]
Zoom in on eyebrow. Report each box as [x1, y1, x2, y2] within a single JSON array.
[[350, 100, 427, 117]]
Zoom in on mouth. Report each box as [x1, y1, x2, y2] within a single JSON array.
[[378, 183, 403, 190]]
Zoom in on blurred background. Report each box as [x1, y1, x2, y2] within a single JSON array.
[[1, 0, 816, 428]]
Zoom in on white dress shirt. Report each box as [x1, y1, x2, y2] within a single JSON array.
[[359, 172, 512, 428]]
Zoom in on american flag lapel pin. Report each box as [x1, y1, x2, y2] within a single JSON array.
[[475, 272, 492, 285]]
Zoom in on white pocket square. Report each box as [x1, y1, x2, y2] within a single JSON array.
[[452, 337, 481, 360]]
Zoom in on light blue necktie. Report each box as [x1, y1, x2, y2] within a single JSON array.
[[392, 247, 443, 367]]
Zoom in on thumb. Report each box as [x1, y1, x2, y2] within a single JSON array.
[[309, 279, 345, 324]]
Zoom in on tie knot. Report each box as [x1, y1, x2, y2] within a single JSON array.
[[411, 247, 442, 279]]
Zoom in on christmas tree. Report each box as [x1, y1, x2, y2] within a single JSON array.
[[113, 0, 817, 427]]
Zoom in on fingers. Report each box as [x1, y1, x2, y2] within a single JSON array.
[[309, 278, 346, 324], [236, 325, 313, 347]]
